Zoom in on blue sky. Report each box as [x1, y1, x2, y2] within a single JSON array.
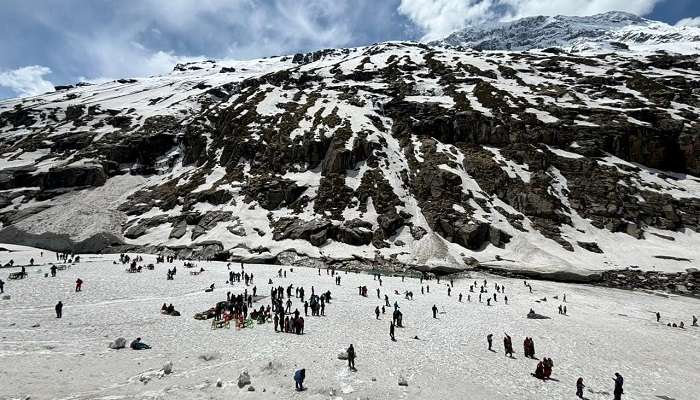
[[1, 0, 698, 99]]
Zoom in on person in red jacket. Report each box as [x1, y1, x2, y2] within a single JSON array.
[[75, 278, 83, 292]]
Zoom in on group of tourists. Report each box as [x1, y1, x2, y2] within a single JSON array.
[[533, 357, 555, 380]]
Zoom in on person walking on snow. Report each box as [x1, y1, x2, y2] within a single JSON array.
[[390, 321, 396, 341], [504, 334, 514, 357], [432, 304, 438, 319], [656, 312, 661, 322], [375, 306, 380, 319], [613, 373, 624, 400], [75, 278, 83, 292], [576, 377, 585, 398], [55, 301, 63, 318], [0, 279, 4, 293], [487, 333, 493, 351], [294, 369, 305, 391], [346, 344, 356, 370]]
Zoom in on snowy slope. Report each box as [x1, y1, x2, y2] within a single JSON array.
[[438, 11, 700, 54], [0, 39, 699, 276], [0, 245, 698, 400]]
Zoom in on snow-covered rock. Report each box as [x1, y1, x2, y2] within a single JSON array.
[[437, 11, 700, 54], [237, 369, 251, 388], [108, 337, 126, 349]]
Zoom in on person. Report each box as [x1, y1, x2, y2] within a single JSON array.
[[390, 321, 396, 341], [432, 304, 438, 319], [576, 377, 585, 398], [75, 278, 83, 292], [55, 301, 63, 318], [504, 334, 514, 358], [0, 278, 4, 293], [274, 313, 279, 332], [375, 306, 380, 319], [656, 312, 661, 322], [130, 337, 151, 350], [534, 361, 545, 379], [613, 373, 624, 400], [347, 344, 356, 370], [50, 265, 57, 277], [543, 357, 553, 379], [294, 368, 305, 391], [459, 293, 462, 302], [487, 333, 493, 351], [693, 315, 698, 326]]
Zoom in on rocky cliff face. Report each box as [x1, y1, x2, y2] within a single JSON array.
[[0, 41, 699, 274]]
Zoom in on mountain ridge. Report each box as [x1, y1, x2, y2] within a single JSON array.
[[0, 28, 699, 276], [436, 11, 700, 53]]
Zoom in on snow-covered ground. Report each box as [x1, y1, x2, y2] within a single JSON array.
[[0, 244, 698, 400]]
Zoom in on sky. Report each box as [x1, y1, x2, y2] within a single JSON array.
[[0, 0, 699, 99]]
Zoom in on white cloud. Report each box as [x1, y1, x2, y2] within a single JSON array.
[[398, 0, 496, 41], [676, 17, 700, 27], [398, 0, 664, 41], [0, 65, 55, 97]]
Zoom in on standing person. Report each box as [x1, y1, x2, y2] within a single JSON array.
[[576, 377, 585, 398], [613, 373, 624, 400], [504, 334, 514, 358], [273, 313, 279, 332], [294, 369, 305, 392], [611, 373, 624, 400], [0, 278, 4, 293], [432, 304, 438, 319], [375, 306, 380, 319], [346, 344, 356, 370], [75, 278, 83, 292], [50, 265, 57, 277], [656, 312, 661, 322], [487, 334, 493, 351], [390, 321, 396, 341], [55, 301, 63, 318], [693, 315, 698, 326]]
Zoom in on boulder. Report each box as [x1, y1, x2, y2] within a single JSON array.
[[238, 370, 251, 388], [109, 337, 126, 349], [162, 361, 173, 375]]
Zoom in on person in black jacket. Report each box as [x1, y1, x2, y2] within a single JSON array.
[[613, 373, 624, 400], [55, 301, 63, 318], [347, 344, 356, 370]]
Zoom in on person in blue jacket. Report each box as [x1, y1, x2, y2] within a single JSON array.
[[294, 368, 305, 391]]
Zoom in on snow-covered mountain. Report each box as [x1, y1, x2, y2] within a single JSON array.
[[437, 11, 700, 53], [1, 34, 699, 276]]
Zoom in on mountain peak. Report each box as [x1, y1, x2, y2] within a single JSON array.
[[435, 11, 700, 53]]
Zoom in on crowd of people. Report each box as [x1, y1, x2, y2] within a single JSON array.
[[3, 249, 698, 399]]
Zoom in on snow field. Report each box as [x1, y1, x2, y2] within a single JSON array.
[[0, 245, 698, 400]]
